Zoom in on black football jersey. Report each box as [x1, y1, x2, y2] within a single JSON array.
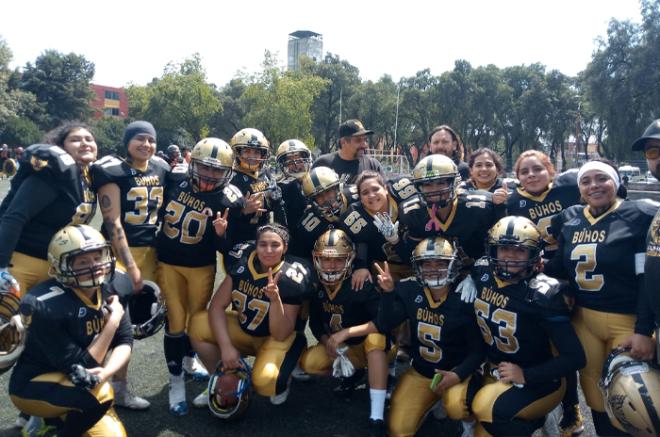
[[507, 170, 580, 257], [548, 199, 657, 315], [387, 177, 418, 203], [289, 185, 359, 259], [308, 279, 381, 346], [229, 168, 287, 243], [644, 206, 660, 327], [226, 244, 315, 337], [15, 279, 133, 378], [376, 278, 484, 380], [157, 179, 245, 267], [398, 190, 500, 263], [279, 178, 308, 230], [91, 155, 170, 247], [460, 177, 516, 193], [471, 259, 582, 383], [0, 144, 96, 265]]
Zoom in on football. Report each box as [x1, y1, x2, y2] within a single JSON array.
[[214, 373, 240, 407]]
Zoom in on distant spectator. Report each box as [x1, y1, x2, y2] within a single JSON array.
[[428, 125, 470, 181]]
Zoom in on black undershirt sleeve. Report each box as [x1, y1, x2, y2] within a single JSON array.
[[452, 317, 487, 381]]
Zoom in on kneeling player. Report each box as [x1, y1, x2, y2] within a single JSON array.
[[9, 225, 131, 436], [299, 229, 390, 436], [470, 217, 585, 436], [189, 224, 313, 407], [375, 237, 485, 437]]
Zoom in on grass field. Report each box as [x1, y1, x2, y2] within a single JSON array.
[[0, 177, 596, 436]]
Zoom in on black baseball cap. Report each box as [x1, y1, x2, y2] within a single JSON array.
[[631, 119, 660, 151], [339, 119, 374, 138]]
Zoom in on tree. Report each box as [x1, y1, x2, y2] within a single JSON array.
[[20, 49, 95, 129], [91, 116, 127, 156], [209, 78, 247, 140]]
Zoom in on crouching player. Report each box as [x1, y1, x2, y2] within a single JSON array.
[[375, 237, 485, 437], [299, 229, 390, 437], [9, 225, 131, 436], [189, 224, 313, 407], [470, 217, 585, 436]]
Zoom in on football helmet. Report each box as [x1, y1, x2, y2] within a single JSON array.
[[208, 358, 252, 420], [411, 237, 461, 288], [190, 138, 234, 192], [0, 292, 26, 375], [301, 167, 344, 222], [313, 229, 355, 286], [487, 216, 542, 281], [48, 225, 115, 289], [127, 280, 167, 340], [276, 139, 312, 180], [229, 128, 270, 173], [600, 348, 660, 436], [412, 155, 460, 208], [2, 158, 17, 177]]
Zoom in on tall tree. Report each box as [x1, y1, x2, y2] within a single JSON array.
[[20, 49, 95, 129]]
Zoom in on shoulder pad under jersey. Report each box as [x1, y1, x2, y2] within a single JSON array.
[[21, 144, 77, 180], [553, 169, 578, 188]]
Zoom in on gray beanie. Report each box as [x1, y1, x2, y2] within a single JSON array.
[[123, 121, 156, 146]]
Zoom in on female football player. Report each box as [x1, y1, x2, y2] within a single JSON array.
[[92, 120, 172, 410], [0, 122, 97, 296], [375, 237, 485, 437], [189, 224, 313, 406], [546, 159, 656, 436], [300, 229, 389, 437], [276, 139, 313, 229], [470, 216, 585, 437], [9, 225, 131, 436], [463, 148, 510, 205], [157, 138, 245, 415]]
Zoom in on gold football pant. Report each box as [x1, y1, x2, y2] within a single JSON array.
[[189, 310, 306, 397], [572, 305, 635, 412], [472, 373, 565, 436], [115, 246, 158, 282], [158, 262, 215, 334], [9, 371, 126, 436], [9, 251, 49, 296], [388, 368, 477, 437], [299, 334, 387, 374]]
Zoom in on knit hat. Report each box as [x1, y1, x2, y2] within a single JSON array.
[[123, 121, 156, 146]]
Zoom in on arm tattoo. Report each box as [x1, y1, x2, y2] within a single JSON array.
[[100, 195, 111, 210]]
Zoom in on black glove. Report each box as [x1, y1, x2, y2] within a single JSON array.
[[69, 364, 100, 389]]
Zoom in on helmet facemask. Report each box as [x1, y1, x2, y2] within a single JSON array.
[[58, 245, 115, 289], [313, 252, 355, 286], [190, 159, 233, 192], [235, 145, 269, 173], [312, 186, 344, 222], [416, 177, 457, 208], [488, 240, 540, 282], [278, 151, 311, 180], [413, 255, 459, 289]]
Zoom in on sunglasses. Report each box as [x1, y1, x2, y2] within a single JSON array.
[[645, 146, 660, 160]]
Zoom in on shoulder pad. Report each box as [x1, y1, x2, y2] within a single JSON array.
[[91, 155, 126, 181], [553, 169, 578, 188], [228, 242, 254, 261], [474, 257, 490, 267], [23, 144, 77, 178], [222, 184, 245, 206], [150, 155, 171, 171], [166, 167, 188, 185], [502, 177, 519, 189], [634, 198, 660, 217], [342, 184, 359, 202], [388, 177, 418, 202], [527, 274, 568, 313], [461, 190, 493, 209]]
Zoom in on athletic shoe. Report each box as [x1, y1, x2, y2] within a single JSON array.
[[168, 373, 188, 416], [291, 365, 311, 382], [333, 368, 366, 398], [183, 355, 209, 381], [269, 386, 290, 405], [21, 416, 58, 437], [368, 418, 386, 437], [112, 381, 150, 410], [559, 404, 585, 437], [461, 420, 476, 437], [193, 388, 209, 408], [542, 404, 562, 437], [15, 412, 29, 429]]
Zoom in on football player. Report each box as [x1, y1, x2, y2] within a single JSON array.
[[0, 123, 97, 297], [470, 216, 585, 436], [300, 229, 390, 437], [375, 237, 485, 437], [9, 225, 131, 436], [91, 120, 171, 410], [546, 160, 657, 436], [228, 128, 286, 243], [189, 224, 314, 406], [157, 138, 245, 415], [276, 139, 312, 228], [397, 155, 501, 267]]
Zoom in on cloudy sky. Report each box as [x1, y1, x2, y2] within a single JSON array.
[[2, 0, 642, 87]]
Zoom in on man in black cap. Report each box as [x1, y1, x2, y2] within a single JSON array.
[[630, 119, 660, 345], [313, 119, 383, 184]]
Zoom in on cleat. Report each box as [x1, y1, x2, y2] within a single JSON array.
[[183, 355, 209, 381], [269, 386, 290, 405], [559, 404, 585, 437], [333, 368, 366, 398], [192, 388, 209, 408], [168, 373, 188, 416], [368, 418, 386, 437], [291, 365, 311, 382], [112, 381, 150, 410]]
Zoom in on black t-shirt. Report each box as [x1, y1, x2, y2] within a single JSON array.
[[313, 152, 383, 184]]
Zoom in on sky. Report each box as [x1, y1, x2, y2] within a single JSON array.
[[2, 0, 643, 88]]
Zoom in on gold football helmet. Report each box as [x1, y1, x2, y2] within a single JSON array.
[[411, 237, 461, 288], [276, 139, 312, 180], [313, 229, 356, 285], [301, 167, 344, 221], [48, 225, 115, 289], [229, 128, 270, 173], [190, 138, 234, 192], [487, 216, 542, 281], [0, 291, 25, 375], [600, 349, 660, 436], [412, 155, 460, 207]]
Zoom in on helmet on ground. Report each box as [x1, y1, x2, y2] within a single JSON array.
[[0, 292, 26, 375], [208, 358, 252, 420]]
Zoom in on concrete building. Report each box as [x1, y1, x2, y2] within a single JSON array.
[[90, 84, 128, 119], [287, 30, 323, 71]]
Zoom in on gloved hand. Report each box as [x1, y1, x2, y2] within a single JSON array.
[[373, 212, 400, 244], [69, 364, 100, 390], [0, 268, 20, 296], [455, 275, 477, 303], [265, 178, 282, 202], [332, 345, 355, 378]]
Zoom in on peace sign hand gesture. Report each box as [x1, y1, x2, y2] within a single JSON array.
[[374, 261, 394, 292], [262, 267, 282, 301], [213, 208, 230, 237]]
